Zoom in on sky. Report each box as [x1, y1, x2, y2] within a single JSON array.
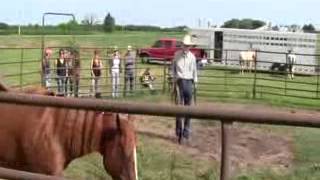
[[0, 0, 319, 28]]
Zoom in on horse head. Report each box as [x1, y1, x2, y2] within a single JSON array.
[[101, 113, 138, 180]]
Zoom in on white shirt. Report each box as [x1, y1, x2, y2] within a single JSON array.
[[111, 56, 121, 73], [287, 54, 296, 64], [172, 50, 198, 83]]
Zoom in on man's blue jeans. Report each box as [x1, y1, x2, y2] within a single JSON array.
[[176, 79, 193, 139]]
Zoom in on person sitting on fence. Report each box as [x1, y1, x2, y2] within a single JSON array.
[[140, 68, 156, 90]]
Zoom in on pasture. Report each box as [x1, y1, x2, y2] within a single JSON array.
[[0, 32, 320, 179]]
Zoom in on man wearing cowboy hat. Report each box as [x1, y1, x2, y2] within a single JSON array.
[[172, 34, 198, 143]]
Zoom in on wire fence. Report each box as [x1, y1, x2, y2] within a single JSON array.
[[0, 92, 320, 180], [1, 47, 320, 179], [1, 47, 320, 105]]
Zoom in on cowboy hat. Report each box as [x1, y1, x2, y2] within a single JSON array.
[[127, 45, 132, 51], [182, 34, 195, 46], [113, 46, 118, 52]]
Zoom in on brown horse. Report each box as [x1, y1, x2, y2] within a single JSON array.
[[0, 84, 138, 180]]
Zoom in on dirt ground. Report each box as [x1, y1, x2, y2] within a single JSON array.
[[135, 102, 299, 174]]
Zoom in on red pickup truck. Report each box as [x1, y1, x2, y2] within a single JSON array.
[[138, 38, 207, 64]]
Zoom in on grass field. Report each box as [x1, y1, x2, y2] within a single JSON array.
[[1, 32, 320, 180]]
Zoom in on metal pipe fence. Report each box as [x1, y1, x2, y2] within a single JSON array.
[[1, 46, 320, 179], [1, 47, 320, 103], [0, 92, 320, 180]]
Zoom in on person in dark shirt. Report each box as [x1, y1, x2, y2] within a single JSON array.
[[91, 49, 103, 98], [55, 49, 66, 96], [124, 45, 136, 94]]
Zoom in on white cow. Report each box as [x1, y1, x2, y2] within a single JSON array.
[[239, 51, 256, 74], [287, 52, 296, 79]]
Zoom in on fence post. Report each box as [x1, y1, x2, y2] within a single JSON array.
[[123, 55, 127, 97], [317, 58, 320, 98], [284, 53, 288, 96], [224, 49, 228, 66], [220, 121, 233, 180], [134, 50, 139, 92], [224, 50, 228, 92], [19, 48, 24, 90], [105, 48, 110, 97], [252, 50, 257, 99], [163, 59, 168, 94]]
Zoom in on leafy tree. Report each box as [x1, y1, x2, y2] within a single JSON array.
[[302, 24, 316, 33], [103, 13, 115, 32], [222, 19, 240, 29], [222, 18, 265, 29], [0, 22, 9, 29]]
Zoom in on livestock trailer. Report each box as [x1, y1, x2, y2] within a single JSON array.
[[189, 28, 320, 74]]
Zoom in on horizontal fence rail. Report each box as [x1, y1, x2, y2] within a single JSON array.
[[0, 92, 320, 128], [0, 92, 320, 180], [0, 167, 67, 180], [1, 46, 320, 105]]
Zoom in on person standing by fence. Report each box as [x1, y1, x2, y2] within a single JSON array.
[[41, 48, 53, 89], [124, 45, 135, 95], [64, 49, 74, 96], [91, 49, 103, 98], [110, 46, 122, 98], [172, 34, 198, 144], [55, 49, 66, 96], [71, 49, 81, 97]]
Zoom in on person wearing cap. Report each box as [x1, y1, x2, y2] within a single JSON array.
[[124, 45, 136, 94], [109, 46, 122, 98], [172, 34, 198, 143], [42, 48, 53, 89], [91, 49, 103, 98]]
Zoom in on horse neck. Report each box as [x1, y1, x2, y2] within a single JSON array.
[[58, 110, 104, 159]]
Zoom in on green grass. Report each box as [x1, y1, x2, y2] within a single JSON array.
[[63, 134, 218, 180]]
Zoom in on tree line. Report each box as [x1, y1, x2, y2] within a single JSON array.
[[222, 18, 317, 33], [0, 13, 188, 35], [0, 14, 317, 35]]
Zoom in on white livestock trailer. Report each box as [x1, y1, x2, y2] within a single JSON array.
[[189, 27, 319, 75]]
